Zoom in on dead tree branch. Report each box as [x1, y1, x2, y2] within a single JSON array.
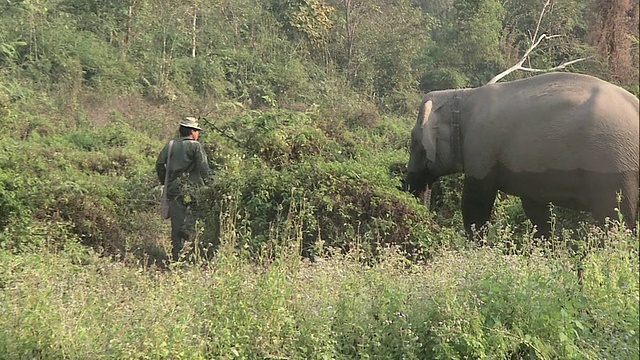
[[487, 0, 587, 84]]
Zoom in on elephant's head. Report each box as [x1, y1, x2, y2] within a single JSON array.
[[405, 89, 465, 206]]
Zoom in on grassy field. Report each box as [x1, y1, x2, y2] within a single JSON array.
[[1, 211, 637, 360]]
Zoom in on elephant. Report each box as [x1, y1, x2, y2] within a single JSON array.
[[405, 72, 639, 239]]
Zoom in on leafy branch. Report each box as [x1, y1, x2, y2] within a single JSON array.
[[198, 116, 244, 146]]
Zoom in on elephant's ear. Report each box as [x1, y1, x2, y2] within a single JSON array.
[[420, 100, 438, 163]]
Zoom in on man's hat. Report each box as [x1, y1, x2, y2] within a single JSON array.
[[179, 117, 202, 130]]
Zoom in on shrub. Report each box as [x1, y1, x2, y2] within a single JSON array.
[[419, 68, 470, 92], [0, 115, 159, 256], [191, 109, 442, 259]]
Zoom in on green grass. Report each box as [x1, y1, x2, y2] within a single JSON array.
[[0, 216, 637, 359]]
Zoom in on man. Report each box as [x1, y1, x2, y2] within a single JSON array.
[[156, 117, 211, 262]]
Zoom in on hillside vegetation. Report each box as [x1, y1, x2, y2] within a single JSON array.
[[0, 0, 638, 358]]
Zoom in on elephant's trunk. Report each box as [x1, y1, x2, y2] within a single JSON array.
[[404, 171, 428, 197]]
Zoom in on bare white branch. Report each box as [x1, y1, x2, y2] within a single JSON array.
[[529, 0, 550, 44], [518, 57, 588, 73], [487, 0, 584, 84]]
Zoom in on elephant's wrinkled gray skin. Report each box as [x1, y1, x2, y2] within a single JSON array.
[[405, 72, 639, 239]]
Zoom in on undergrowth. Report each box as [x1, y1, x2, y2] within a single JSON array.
[[0, 199, 637, 360]]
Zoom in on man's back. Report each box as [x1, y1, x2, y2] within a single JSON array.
[[156, 138, 210, 197]]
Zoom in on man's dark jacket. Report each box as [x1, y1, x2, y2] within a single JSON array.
[[156, 138, 210, 198]]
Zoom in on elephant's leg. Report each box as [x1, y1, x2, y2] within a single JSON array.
[[589, 183, 638, 232], [584, 173, 638, 231], [462, 176, 498, 240], [520, 197, 552, 240], [614, 179, 638, 231]]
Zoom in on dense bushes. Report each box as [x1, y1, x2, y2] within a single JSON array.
[[0, 115, 159, 255], [188, 109, 442, 259], [0, 101, 439, 260]]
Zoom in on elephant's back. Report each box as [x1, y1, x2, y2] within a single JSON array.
[[464, 73, 639, 177]]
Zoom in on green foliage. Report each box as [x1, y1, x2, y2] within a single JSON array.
[[267, 0, 335, 46], [0, 224, 637, 359], [423, 0, 506, 86], [227, 50, 281, 107], [0, 112, 158, 255], [0, 39, 27, 66], [192, 110, 441, 259], [419, 68, 470, 92], [0, 170, 33, 248], [326, 0, 429, 109], [500, 0, 592, 82], [181, 57, 229, 98]]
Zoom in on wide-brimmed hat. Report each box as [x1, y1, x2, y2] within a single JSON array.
[[179, 117, 202, 130]]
